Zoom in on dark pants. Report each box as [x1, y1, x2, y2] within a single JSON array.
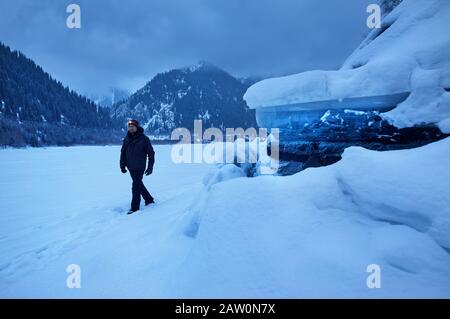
[[129, 169, 153, 211]]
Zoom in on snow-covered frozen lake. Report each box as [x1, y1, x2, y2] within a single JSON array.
[[0, 145, 212, 297], [1, 142, 450, 298]]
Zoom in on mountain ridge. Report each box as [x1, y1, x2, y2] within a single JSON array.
[[110, 61, 257, 134], [0, 42, 122, 146]]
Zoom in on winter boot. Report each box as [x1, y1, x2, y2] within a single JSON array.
[[127, 209, 139, 215]]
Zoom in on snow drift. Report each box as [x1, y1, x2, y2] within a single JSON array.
[[2, 140, 450, 298], [244, 0, 450, 133], [172, 137, 450, 298]]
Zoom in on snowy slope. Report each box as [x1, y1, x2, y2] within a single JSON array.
[[244, 0, 450, 132], [171, 138, 450, 298], [1, 140, 449, 298]]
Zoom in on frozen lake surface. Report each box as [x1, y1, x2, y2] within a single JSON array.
[[1, 142, 449, 298]]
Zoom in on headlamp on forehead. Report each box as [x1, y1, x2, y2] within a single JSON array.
[[127, 119, 139, 127]]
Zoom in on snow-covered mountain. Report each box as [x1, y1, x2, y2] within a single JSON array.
[[90, 88, 130, 108], [245, 0, 450, 133], [110, 61, 257, 135]]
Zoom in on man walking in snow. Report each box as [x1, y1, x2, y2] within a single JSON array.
[[120, 119, 155, 215]]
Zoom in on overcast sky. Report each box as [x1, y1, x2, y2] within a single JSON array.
[[0, 0, 374, 96]]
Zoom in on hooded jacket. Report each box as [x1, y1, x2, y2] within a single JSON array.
[[120, 126, 155, 171]]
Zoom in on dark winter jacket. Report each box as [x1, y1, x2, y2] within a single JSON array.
[[120, 126, 155, 171]]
